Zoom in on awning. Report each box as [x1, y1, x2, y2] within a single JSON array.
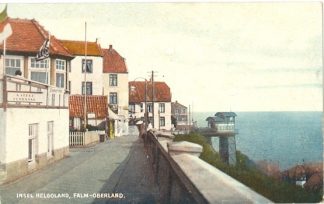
[[108, 108, 119, 120]]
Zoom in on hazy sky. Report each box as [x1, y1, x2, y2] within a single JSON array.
[[6, 2, 323, 112]]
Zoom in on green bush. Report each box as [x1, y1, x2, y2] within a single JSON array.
[[86, 124, 105, 131], [174, 133, 322, 203]]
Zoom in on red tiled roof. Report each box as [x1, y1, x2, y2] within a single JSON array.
[[60, 40, 102, 57], [129, 81, 171, 103], [102, 45, 127, 73], [0, 18, 73, 58], [69, 95, 108, 119]]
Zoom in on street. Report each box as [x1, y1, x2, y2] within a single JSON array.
[[0, 126, 159, 204]]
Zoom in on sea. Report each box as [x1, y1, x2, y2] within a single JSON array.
[[194, 112, 323, 170]]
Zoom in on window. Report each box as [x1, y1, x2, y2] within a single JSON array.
[[56, 73, 65, 88], [5, 58, 21, 76], [28, 124, 38, 162], [109, 74, 118, 86], [30, 58, 49, 84], [56, 59, 65, 70], [82, 82, 93, 95], [55, 59, 65, 88], [82, 59, 93, 73], [68, 61, 71, 73], [140, 103, 143, 112], [147, 103, 152, 113], [159, 103, 165, 113], [159, 117, 165, 127], [182, 108, 186, 114], [31, 72, 48, 84], [129, 104, 135, 113], [109, 92, 118, 104], [31, 58, 49, 69]]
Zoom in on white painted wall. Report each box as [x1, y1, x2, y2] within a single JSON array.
[[69, 56, 103, 95], [131, 102, 172, 130], [103, 73, 129, 117], [0, 81, 2, 104], [0, 109, 6, 163], [103, 73, 129, 135], [4, 108, 69, 163]]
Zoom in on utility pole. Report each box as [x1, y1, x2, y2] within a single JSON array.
[[188, 105, 191, 131], [83, 22, 87, 130], [151, 70, 155, 128]]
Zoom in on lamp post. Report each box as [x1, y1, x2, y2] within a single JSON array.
[[130, 77, 148, 134]]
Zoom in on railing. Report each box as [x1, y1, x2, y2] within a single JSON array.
[[1, 75, 68, 109], [143, 130, 272, 204]]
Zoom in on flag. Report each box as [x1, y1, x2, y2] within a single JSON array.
[[35, 38, 50, 61], [0, 5, 12, 44], [0, 4, 8, 22]]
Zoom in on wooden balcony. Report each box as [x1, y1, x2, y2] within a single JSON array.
[[0, 75, 69, 110]]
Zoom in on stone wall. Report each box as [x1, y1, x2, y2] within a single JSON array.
[[84, 131, 102, 145], [144, 130, 272, 204]]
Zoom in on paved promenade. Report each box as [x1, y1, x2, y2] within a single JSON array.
[[0, 126, 159, 204]]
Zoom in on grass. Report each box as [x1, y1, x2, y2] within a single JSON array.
[[174, 133, 322, 203]]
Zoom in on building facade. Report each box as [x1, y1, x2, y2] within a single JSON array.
[[0, 18, 73, 183], [102, 45, 129, 136], [129, 81, 172, 131], [60, 40, 103, 95], [69, 95, 108, 130], [171, 101, 191, 132], [206, 112, 237, 132]]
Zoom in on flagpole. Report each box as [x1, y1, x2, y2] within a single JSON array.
[[2, 39, 5, 74], [84, 22, 87, 130], [47, 32, 50, 84]]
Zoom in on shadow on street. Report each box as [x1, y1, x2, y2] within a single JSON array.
[[93, 137, 159, 204]]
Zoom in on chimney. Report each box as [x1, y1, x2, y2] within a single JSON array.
[[109, 45, 112, 50]]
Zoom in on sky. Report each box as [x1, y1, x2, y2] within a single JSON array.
[[5, 2, 323, 112]]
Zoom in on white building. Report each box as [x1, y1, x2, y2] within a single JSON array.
[[171, 101, 191, 132], [69, 95, 108, 130], [0, 18, 73, 183], [60, 40, 103, 95], [102, 45, 129, 136], [129, 81, 172, 131], [206, 112, 237, 132]]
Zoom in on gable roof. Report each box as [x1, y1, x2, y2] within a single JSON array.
[[172, 101, 187, 109], [102, 45, 127, 73], [0, 18, 73, 58], [60, 40, 102, 57], [69, 95, 108, 119], [129, 81, 171, 103], [215, 112, 237, 118], [206, 116, 225, 123]]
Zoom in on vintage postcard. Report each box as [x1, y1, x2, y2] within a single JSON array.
[[0, 2, 322, 203]]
